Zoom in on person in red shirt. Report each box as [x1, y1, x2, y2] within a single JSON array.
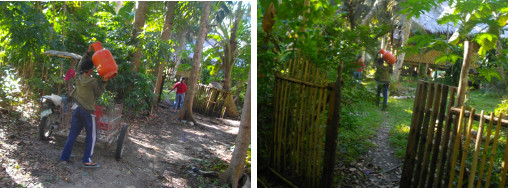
[[170, 77, 187, 113], [353, 55, 365, 89]]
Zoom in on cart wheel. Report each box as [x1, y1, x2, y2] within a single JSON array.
[[115, 124, 129, 160], [39, 114, 57, 141]]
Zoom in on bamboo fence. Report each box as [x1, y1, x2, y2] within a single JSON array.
[[270, 57, 336, 187], [192, 84, 231, 118], [400, 80, 508, 188]]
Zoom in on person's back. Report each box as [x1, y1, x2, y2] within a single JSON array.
[[375, 62, 391, 83], [71, 73, 106, 114]]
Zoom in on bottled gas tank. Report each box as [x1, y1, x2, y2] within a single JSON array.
[[379, 49, 396, 65], [91, 41, 118, 79]]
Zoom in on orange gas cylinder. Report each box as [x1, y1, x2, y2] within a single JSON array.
[[91, 41, 118, 79], [379, 49, 396, 65]]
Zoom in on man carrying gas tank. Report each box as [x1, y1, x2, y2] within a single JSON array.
[[375, 57, 392, 111], [59, 44, 109, 168]]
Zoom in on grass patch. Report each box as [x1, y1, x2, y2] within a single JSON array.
[[385, 98, 414, 158], [337, 100, 383, 161], [467, 89, 504, 113]]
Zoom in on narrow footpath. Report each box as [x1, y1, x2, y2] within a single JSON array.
[[359, 111, 402, 188]]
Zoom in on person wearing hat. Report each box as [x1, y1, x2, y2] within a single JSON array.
[[60, 45, 109, 168]]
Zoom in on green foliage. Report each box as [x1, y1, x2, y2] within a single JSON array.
[[495, 99, 508, 116], [97, 91, 116, 108], [474, 33, 498, 56], [399, 0, 444, 19]]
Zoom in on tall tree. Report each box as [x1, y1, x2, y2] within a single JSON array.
[[391, 15, 412, 82], [131, 1, 147, 72], [153, 1, 177, 109], [222, 70, 251, 188], [177, 1, 211, 123], [170, 31, 188, 80], [207, 2, 249, 118]]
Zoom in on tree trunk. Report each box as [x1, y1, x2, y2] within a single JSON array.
[[177, 1, 211, 123], [131, 1, 148, 72], [221, 2, 244, 118], [392, 17, 412, 82], [115, 1, 123, 14], [222, 71, 251, 188], [153, 1, 177, 111], [457, 40, 474, 107], [171, 32, 187, 80]]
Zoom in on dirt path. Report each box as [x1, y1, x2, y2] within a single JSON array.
[[335, 110, 403, 188], [359, 111, 402, 188], [0, 106, 240, 187]]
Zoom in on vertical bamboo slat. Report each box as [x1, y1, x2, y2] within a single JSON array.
[[413, 82, 436, 188], [418, 83, 442, 188], [499, 114, 507, 187], [272, 75, 280, 167], [448, 106, 466, 188], [477, 112, 495, 187], [315, 73, 328, 187], [281, 59, 293, 170], [427, 85, 450, 188], [467, 110, 485, 188], [401, 82, 426, 186], [457, 108, 476, 187], [435, 87, 456, 188], [484, 113, 504, 186], [309, 74, 324, 187]]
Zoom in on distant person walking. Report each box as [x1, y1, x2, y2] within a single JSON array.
[[374, 58, 392, 111], [170, 77, 187, 113], [353, 55, 365, 89]]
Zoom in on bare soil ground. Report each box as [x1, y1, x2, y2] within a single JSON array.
[[0, 106, 240, 187]]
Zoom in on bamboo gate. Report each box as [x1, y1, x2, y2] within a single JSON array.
[[192, 84, 231, 118], [400, 80, 508, 187], [270, 58, 341, 187]]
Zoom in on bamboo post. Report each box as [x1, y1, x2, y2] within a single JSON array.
[[321, 61, 343, 188], [427, 84, 450, 188], [435, 87, 457, 188], [484, 113, 504, 186], [457, 108, 476, 187], [448, 106, 466, 188], [413, 82, 436, 188], [476, 112, 495, 186], [467, 110, 485, 188]]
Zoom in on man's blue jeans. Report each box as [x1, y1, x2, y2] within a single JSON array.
[[174, 93, 185, 110], [60, 107, 97, 163], [376, 81, 390, 106], [354, 71, 362, 89]]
